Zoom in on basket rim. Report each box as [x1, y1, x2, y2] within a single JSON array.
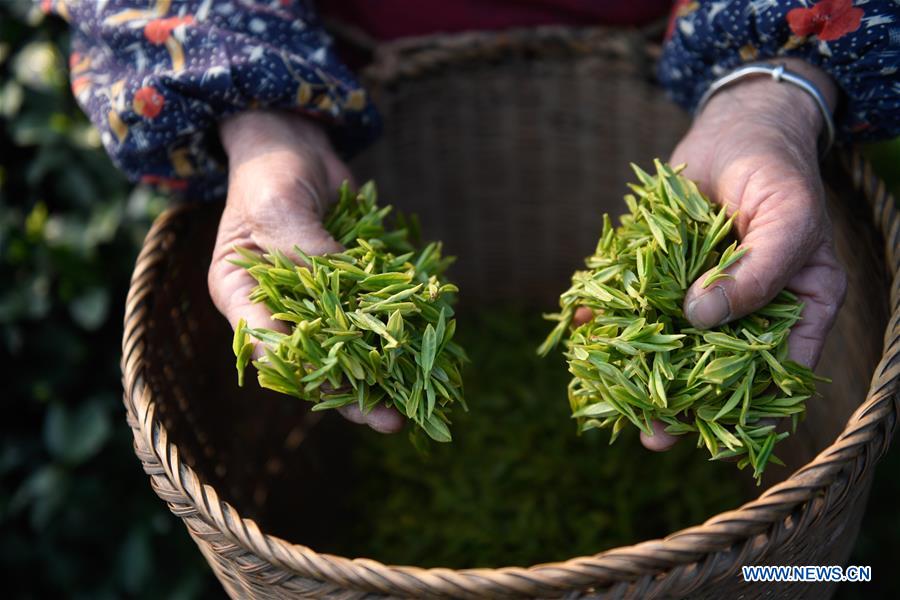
[[121, 28, 900, 599], [359, 25, 659, 87]]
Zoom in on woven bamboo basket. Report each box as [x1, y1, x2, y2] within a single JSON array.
[[122, 28, 899, 598]]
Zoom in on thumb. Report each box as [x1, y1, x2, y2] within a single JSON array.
[[683, 199, 821, 329], [209, 197, 343, 357], [210, 187, 407, 434]]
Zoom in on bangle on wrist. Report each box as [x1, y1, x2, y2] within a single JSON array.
[[695, 62, 835, 159]]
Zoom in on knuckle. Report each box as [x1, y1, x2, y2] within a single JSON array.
[[811, 267, 846, 327], [797, 320, 828, 344], [806, 218, 826, 247], [789, 201, 826, 246], [254, 184, 321, 222], [819, 247, 848, 317], [824, 271, 848, 324], [737, 266, 775, 310], [834, 267, 849, 305], [819, 297, 841, 326], [249, 189, 290, 217]]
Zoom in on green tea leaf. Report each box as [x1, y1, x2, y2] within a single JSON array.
[[422, 412, 452, 442], [420, 323, 437, 376]]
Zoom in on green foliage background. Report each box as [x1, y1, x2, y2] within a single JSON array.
[[0, 4, 897, 598], [0, 5, 216, 598]]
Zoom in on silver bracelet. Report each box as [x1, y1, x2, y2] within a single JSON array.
[[694, 63, 835, 158]]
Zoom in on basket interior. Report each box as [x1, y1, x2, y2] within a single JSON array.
[[137, 42, 890, 563]]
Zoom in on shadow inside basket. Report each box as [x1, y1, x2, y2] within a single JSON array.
[[139, 151, 888, 569]]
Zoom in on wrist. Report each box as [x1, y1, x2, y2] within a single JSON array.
[[698, 59, 837, 152], [771, 58, 838, 111], [219, 109, 331, 165]]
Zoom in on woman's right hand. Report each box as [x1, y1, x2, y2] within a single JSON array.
[[209, 110, 404, 433]]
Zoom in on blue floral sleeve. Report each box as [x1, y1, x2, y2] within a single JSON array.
[[44, 0, 380, 200], [659, 0, 900, 142]]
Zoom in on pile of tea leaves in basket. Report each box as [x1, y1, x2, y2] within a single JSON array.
[[231, 182, 466, 442], [324, 310, 747, 568], [539, 160, 823, 483]]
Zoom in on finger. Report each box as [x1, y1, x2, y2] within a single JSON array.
[[640, 419, 679, 452], [236, 197, 342, 358], [211, 195, 343, 364], [338, 404, 405, 434], [321, 151, 356, 194], [209, 260, 288, 359], [337, 404, 367, 425], [573, 306, 594, 327], [784, 242, 847, 368], [683, 194, 822, 329]]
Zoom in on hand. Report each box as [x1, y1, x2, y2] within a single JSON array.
[[579, 59, 847, 451], [209, 110, 403, 433]]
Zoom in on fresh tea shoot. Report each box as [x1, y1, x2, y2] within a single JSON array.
[[539, 160, 823, 482], [231, 182, 467, 442]]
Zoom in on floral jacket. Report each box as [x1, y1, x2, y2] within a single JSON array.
[[46, 0, 900, 200]]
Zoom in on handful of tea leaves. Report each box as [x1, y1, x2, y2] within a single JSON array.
[[539, 160, 822, 482], [232, 182, 466, 442]]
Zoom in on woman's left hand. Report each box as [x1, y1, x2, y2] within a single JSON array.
[[579, 59, 848, 451]]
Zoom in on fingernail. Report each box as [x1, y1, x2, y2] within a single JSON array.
[[640, 420, 678, 452], [686, 286, 730, 329]]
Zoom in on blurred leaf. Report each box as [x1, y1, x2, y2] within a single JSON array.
[[0, 274, 52, 321], [0, 441, 27, 476], [0, 79, 23, 117], [43, 399, 110, 465], [84, 201, 124, 246], [13, 40, 64, 91], [9, 464, 68, 529], [117, 528, 153, 593], [69, 288, 109, 330], [25, 142, 70, 184], [25, 200, 46, 238]]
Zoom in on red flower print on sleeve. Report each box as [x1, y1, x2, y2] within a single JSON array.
[[144, 16, 194, 45], [133, 86, 165, 118], [140, 175, 188, 191], [787, 0, 864, 42], [666, 0, 700, 40]]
